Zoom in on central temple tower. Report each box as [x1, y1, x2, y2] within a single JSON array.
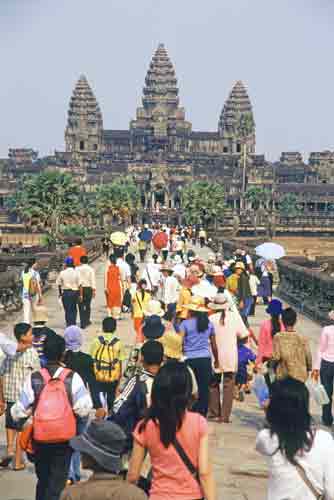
[[130, 44, 192, 145]]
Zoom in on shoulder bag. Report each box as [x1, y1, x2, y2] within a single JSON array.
[[173, 438, 204, 499], [294, 461, 324, 500]]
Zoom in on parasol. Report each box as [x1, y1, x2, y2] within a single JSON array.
[[255, 242, 286, 261], [139, 229, 153, 242], [192, 281, 217, 299], [110, 231, 128, 246], [152, 231, 168, 250]]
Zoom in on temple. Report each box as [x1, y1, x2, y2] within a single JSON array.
[[1, 43, 334, 226]]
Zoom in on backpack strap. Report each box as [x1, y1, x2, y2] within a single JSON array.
[[31, 367, 74, 409]]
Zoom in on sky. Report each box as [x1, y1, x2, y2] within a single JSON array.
[[1, 0, 334, 161]]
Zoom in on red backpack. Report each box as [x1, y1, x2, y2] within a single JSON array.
[[33, 368, 76, 443]]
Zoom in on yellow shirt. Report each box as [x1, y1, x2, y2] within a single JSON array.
[[132, 291, 151, 319], [176, 287, 192, 319], [89, 332, 126, 361], [226, 274, 239, 295]]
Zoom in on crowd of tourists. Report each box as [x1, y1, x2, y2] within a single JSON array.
[[0, 227, 334, 499]]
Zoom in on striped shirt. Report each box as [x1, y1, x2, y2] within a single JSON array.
[[0, 348, 40, 402], [10, 366, 93, 421]]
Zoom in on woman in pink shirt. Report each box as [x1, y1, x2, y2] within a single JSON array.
[[256, 299, 284, 367], [128, 362, 216, 500], [312, 311, 334, 427]]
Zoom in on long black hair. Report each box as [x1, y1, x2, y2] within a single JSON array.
[[266, 377, 314, 464], [189, 310, 209, 333], [139, 361, 192, 448], [271, 314, 281, 337], [24, 258, 36, 274]]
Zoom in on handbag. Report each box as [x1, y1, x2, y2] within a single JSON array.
[[294, 461, 324, 500]]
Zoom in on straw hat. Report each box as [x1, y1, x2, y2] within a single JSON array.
[[32, 305, 48, 323], [234, 261, 245, 271], [184, 296, 209, 312], [160, 331, 183, 360], [160, 264, 174, 273], [143, 300, 165, 318], [188, 264, 204, 278], [208, 293, 230, 311]]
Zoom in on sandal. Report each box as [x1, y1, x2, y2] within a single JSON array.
[[0, 455, 13, 468], [13, 464, 25, 471]]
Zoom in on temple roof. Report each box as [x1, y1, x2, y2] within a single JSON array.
[[218, 80, 254, 134], [66, 75, 103, 129], [142, 43, 179, 107], [103, 130, 131, 141]]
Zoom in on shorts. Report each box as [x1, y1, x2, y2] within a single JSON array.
[[5, 402, 27, 431]]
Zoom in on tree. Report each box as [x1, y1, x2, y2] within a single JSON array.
[[7, 171, 82, 236], [95, 177, 141, 225], [181, 181, 225, 228], [245, 186, 271, 236], [278, 193, 301, 218]]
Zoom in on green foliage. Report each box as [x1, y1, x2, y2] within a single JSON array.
[[245, 186, 271, 210], [278, 193, 301, 217], [95, 177, 141, 221], [60, 224, 88, 238], [181, 181, 225, 226], [7, 170, 82, 235]]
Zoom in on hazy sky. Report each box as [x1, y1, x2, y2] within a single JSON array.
[[1, 0, 334, 160]]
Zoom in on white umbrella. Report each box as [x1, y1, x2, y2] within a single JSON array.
[[255, 242, 286, 261]]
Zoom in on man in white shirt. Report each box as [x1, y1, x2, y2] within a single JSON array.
[[161, 267, 180, 317], [77, 255, 96, 329], [56, 257, 80, 326], [141, 258, 161, 296]]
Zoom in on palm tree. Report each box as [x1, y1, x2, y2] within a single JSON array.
[[245, 186, 271, 236], [95, 177, 141, 226], [278, 193, 301, 225], [181, 181, 225, 228], [7, 171, 82, 237]]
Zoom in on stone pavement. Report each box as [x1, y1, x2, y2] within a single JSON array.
[[0, 247, 324, 500]]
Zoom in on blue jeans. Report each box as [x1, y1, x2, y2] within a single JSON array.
[[68, 417, 88, 482], [240, 297, 253, 326]]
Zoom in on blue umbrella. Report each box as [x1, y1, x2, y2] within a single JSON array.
[[139, 229, 153, 242]]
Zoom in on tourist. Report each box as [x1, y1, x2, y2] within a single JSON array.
[[111, 340, 164, 453], [256, 377, 334, 499], [256, 299, 284, 375], [128, 362, 216, 500], [176, 275, 199, 322], [90, 317, 125, 411], [161, 265, 180, 318], [142, 299, 165, 319], [198, 227, 207, 248], [11, 334, 92, 500], [312, 310, 334, 428], [208, 294, 240, 423], [248, 269, 260, 316], [21, 258, 42, 324], [173, 254, 186, 279], [68, 238, 87, 268], [32, 306, 57, 367], [180, 297, 219, 417], [132, 279, 151, 343], [141, 257, 161, 296], [60, 420, 147, 500], [235, 332, 256, 401], [225, 262, 240, 296], [63, 326, 105, 485], [77, 255, 96, 329], [272, 307, 312, 383], [257, 259, 272, 305], [142, 315, 165, 341], [115, 248, 131, 296], [104, 254, 122, 319], [125, 252, 140, 284], [101, 236, 110, 259], [0, 323, 40, 470], [235, 261, 253, 325], [56, 256, 81, 327]]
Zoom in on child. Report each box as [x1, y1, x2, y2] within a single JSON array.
[[235, 332, 256, 402], [248, 271, 260, 316], [0, 323, 40, 470], [90, 317, 125, 411]]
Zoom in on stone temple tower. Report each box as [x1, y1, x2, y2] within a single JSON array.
[[65, 75, 103, 156], [218, 80, 255, 154], [130, 43, 191, 139]]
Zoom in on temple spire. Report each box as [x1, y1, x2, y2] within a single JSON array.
[[65, 75, 103, 156], [218, 80, 256, 154]]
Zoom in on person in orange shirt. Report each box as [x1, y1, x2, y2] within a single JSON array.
[[68, 239, 87, 267]]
